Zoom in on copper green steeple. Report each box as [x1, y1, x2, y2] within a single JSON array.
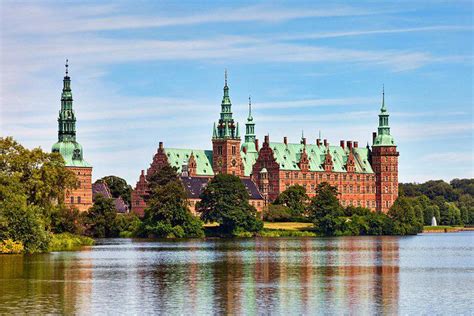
[[213, 70, 239, 139], [373, 86, 396, 146], [52, 60, 91, 167]]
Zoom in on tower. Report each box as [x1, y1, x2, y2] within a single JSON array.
[[242, 96, 257, 153], [372, 87, 399, 213], [52, 60, 93, 212], [212, 70, 243, 176]]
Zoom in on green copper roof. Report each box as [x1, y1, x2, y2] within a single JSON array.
[[268, 142, 374, 174], [52, 141, 91, 167], [241, 149, 258, 176], [373, 87, 396, 147], [52, 60, 91, 168], [164, 148, 214, 176]]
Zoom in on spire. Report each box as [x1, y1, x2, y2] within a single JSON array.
[[236, 122, 240, 138], [247, 95, 253, 121], [373, 86, 395, 146], [57, 59, 76, 142], [215, 69, 237, 140]]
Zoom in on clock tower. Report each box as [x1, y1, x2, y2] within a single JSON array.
[[212, 70, 243, 176]]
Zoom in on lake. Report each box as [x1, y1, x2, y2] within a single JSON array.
[[1, 232, 473, 315]]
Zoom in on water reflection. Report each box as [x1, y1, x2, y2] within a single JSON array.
[[1, 234, 472, 315]]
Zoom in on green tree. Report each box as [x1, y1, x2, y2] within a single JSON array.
[[142, 166, 204, 238], [97, 176, 133, 207], [50, 206, 84, 235], [388, 197, 423, 235], [85, 195, 118, 238], [0, 137, 77, 252], [273, 185, 308, 217], [197, 174, 263, 235], [308, 183, 343, 221]]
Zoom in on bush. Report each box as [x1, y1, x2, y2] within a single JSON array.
[[48, 233, 94, 252], [263, 205, 292, 222], [0, 239, 24, 254]]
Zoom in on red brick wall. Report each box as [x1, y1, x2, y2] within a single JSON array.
[[251, 137, 280, 201], [372, 146, 399, 213], [278, 170, 377, 211], [131, 170, 148, 217], [212, 138, 243, 176], [65, 167, 93, 212]]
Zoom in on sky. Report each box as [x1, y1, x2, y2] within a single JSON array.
[[1, 0, 472, 185]]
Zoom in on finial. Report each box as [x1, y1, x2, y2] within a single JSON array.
[[224, 69, 228, 86], [381, 84, 386, 111], [319, 130, 322, 139], [65, 59, 69, 76], [249, 95, 252, 115], [301, 130, 304, 139]]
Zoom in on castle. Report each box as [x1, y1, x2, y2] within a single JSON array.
[[52, 61, 93, 212], [131, 72, 399, 216]]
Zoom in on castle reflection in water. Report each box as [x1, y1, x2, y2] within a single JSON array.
[[0, 237, 400, 315]]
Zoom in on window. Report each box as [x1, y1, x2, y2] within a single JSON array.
[[136, 201, 140, 206], [311, 174, 314, 180], [385, 186, 388, 193], [357, 175, 360, 181], [217, 146, 223, 155], [78, 196, 81, 204], [286, 172, 290, 179], [343, 175, 347, 181], [294, 172, 298, 179], [349, 185, 353, 193], [303, 173, 306, 179], [311, 184, 315, 191], [232, 146, 236, 155], [335, 174, 338, 181], [70, 196, 74, 204]]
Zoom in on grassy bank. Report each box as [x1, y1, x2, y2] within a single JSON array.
[[422, 226, 468, 233], [48, 233, 95, 252], [260, 222, 317, 237]]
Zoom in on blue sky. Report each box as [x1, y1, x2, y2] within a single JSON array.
[[1, 0, 472, 185]]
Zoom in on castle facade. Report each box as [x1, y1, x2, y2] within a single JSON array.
[[132, 73, 399, 216]]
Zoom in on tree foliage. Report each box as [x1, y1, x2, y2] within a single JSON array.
[[197, 174, 263, 235], [141, 166, 204, 238], [84, 195, 118, 238], [273, 185, 309, 217], [0, 137, 77, 252]]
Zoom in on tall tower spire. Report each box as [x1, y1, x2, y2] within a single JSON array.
[[214, 69, 237, 139], [373, 86, 395, 146], [58, 58, 76, 142], [244, 95, 256, 148]]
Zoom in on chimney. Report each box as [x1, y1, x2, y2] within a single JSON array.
[[255, 139, 259, 151], [316, 139, 321, 146], [302, 137, 306, 146], [340, 140, 345, 149], [347, 141, 353, 150], [159, 141, 164, 150], [372, 132, 377, 144], [284, 136, 287, 145], [354, 141, 358, 148], [141, 170, 144, 176], [323, 139, 328, 147], [264, 135, 270, 144]]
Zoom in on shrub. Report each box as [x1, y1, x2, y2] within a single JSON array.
[[0, 239, 24, 254]]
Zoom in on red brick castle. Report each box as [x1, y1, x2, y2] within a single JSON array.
[[132, 73, 398, 216]]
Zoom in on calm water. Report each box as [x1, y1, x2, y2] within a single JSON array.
[[1, 233, 473, 315]]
